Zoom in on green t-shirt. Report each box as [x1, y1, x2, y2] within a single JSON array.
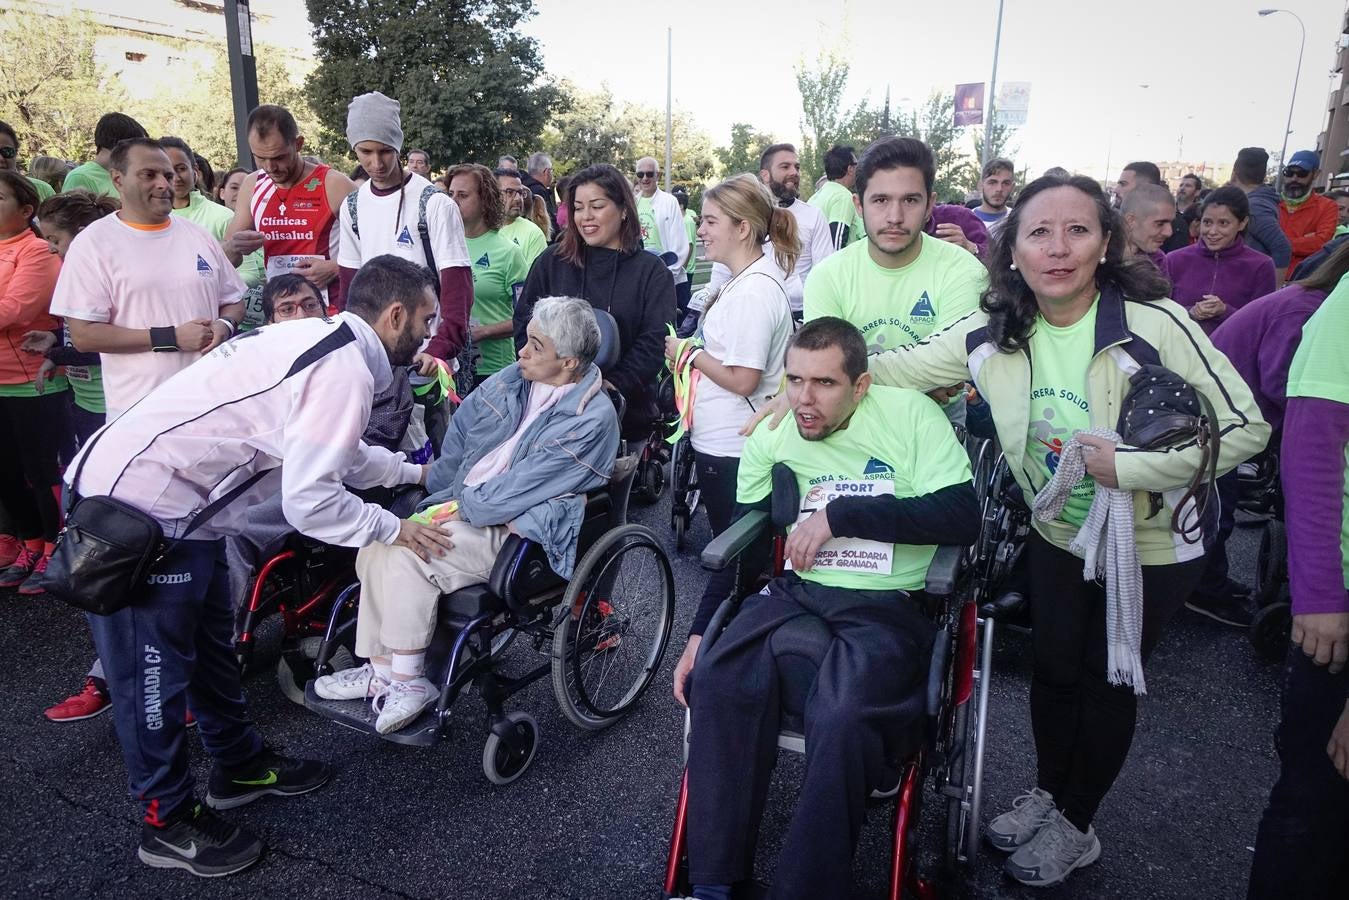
[[500, 215, 547, 268], [62, 161, 117, 198], [1286, 285, 1349, 588], [0, 373, 67, 398], [62, 327, 104, 413], [683, 209, 698, 274], [27, 175, 53, 203], [466, 230, 529, 375], [803, 233, 986, 355], [737, 385, 972, 591], [172, 191, 264, 288], [808, 180, 863, 245], [636, 195, 662, 251], [1026, 302, 1099, 529]]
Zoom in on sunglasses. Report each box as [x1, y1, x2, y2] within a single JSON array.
[[1283, 167, 1310, 178], [635, 171, 657, 180], [0, 147, 15, 160]]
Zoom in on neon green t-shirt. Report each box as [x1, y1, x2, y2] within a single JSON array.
[[808, 180, 863, 245], [1026, 302, 1099, 530], [172, 192, 265, 289], [0, 373, 67, 398], [737, 385, 972, 591], [1286, 285, 1349, 588], [62, 161, 117, 198], [804, 233, 986, 355], [26, 175, 53, 203], [500, 215, 547, 268], [636, 195, 662, 251], [62, 324, 103, 413], [466, 230, 529, 376], [683, 209, 698, 274]]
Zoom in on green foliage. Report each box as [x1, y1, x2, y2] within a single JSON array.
[[794, 52, 854, 194], [891, 91, 980, 201], [715, 122, 776, 177], [304, 0, 558, 170], [968, 119, 1020, 170]]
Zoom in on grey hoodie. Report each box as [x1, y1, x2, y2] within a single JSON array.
[[1244, 184, 1292, 269]]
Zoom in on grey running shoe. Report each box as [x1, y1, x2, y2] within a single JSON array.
[[1004, 809, 1101, 887], [986, 787, 1056, 852]]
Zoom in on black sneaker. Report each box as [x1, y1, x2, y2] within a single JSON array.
[[204, 746, 332, 811], [137, 803, 262, 877], [1185, 580, 1254, 627]]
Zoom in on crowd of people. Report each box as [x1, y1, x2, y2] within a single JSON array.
[[2, 89, 1346, 899]]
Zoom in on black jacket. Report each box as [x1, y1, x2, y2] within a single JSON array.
[[515, 244, 675, 431], [519, 171, 557, 231]]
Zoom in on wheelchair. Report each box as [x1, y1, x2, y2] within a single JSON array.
[[669, 433, 701, 552], [1238, 448, 1291, 661], [662, 464, 993, 897]]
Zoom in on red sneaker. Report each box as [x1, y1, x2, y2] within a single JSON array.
[[45, 678, 111, 722], [0, 534, 21, 568], [17, 550, 50, 595], [0, 545, 39, 588]]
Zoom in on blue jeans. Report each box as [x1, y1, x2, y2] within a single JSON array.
[[1248, 643, 1349, 898], [87, 539, 263, 823]]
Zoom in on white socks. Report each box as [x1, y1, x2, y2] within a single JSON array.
[[371, 660, 393, 683], [390, 652, 426, 681]]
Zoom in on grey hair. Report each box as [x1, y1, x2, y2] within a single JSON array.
[[526, 152, 552, 176], [531, 296, 600, 368], [1121, 183, 1175, 219]]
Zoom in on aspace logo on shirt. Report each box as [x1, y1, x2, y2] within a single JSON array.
[[910, 291, 935, 319], [396, 226, 414, 247], [475, 252, 490, 268], [195, 255, 213, 277], [863, 456, 896, 477]]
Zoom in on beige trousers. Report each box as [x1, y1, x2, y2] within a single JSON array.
[[353, 522, 508, 659]]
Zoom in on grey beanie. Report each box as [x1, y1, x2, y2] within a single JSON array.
[[346, 91, 404, 152]]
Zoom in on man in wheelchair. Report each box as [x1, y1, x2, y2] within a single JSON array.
[[678, 318, 979, 899], [315, 296, 620, 734]]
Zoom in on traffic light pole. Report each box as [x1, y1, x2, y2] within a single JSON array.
[[224, 0, 259, 169]]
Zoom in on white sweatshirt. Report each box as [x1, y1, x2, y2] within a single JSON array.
[[67, 313, 422, 543]]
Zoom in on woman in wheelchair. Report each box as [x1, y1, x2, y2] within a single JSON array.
[[678, 319, 979, 899], [315, 296, 620, 734]]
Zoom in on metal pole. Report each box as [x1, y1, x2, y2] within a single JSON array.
[[224, 0, 259, 169], [982, 0, 1006, 167], [1260, 9, 1306, 190], [665, 27, 673, 192]]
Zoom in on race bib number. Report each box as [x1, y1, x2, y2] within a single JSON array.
[[786, 478, 895, 575], [265, 254, 324, 278]]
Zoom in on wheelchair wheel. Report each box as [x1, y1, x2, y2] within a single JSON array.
[[482, 711, 539, 786], [1254, 520, 1288, 606], [551, 524, 675, 730], [277, 636, 354, 706], [1249, 601, 1292, 662]]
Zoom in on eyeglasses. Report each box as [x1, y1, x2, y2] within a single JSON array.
[[273, 299, 325, 318], [503, 187, 532, 197], [0, 147, 16, 160], [635, 171, 657, 180], [1283, 167, 1310, 178]]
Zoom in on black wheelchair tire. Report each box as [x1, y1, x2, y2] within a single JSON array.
[[1249, 601, 1292, 662], [551, 524, 675, 730], [482, 711, 539, 786], [1254, 520, 1288, 607], [673, 513, 687, 551]]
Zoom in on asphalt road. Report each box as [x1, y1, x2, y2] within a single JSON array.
[[1, 492, 1280, 900]]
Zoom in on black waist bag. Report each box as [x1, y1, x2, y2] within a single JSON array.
[[46, 495, 167, 615]]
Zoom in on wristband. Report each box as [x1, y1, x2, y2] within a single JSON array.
[[150, 326, 179, 353], [215, 317, 237, 336]]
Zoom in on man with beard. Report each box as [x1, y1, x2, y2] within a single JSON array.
[[1278, 150, 1339, 278], [496, 167, 547, 266], [973, 157, 1015, 237], [61, 255, 438, 877], [703, 143, 834, 317]]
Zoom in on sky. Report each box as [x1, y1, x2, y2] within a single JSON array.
[[519, 0, 1349, 180]]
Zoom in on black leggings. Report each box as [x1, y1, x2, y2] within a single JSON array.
[[694, 451, 740, 615], [1027, 530, 1204, 829], [0, 392, 69, 543]]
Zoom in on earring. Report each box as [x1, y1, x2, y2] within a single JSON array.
[[1009, 262, 1017, 271], [1099, 256, 1106, 263]]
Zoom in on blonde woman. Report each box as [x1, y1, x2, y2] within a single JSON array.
[[667, 173, 799, 705]]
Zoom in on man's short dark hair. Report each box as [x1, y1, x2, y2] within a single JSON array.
[[823, 145, 857, 181], [1328, 189, 1349, 201], [982, 157, 1014, 180], [247, 105, 299, 144], [856, 136, 936, 198], [110, 138, 166, 173], [759, 142, 797, 173], [158, 135, 194, 163], [493, 167, 522, 180], [94, 113, 147, 153], [261, 273, 322, 322], [1181, 172, 1204, 191], [1234, 147, 1270, 186], [0, 120, 17, 149], [345, 255, 437, 321], [787, 316, 868, 383], [1123, 161, 1161, 185]]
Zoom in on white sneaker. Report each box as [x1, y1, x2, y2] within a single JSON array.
[[986, 787, 1056, 852], [313, 663, 387, 701], [372, 677, 437, 734], [1004, 809, 1101, 887]]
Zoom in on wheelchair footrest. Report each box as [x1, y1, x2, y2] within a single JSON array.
[[302, 682, 444, 748]]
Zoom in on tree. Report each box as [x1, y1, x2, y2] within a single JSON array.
[[715, 122, 775, 177], [795, 52, 855, 192], [616, 103, 716, 187], [305, 0, 559, 168], [969, 120, 1020, 170], [893, 92, 980, 201]]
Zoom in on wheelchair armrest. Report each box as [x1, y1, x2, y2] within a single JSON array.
[[387, 484, 428, 519], [700, 509, 770, 571], [923, 544, 963, 597]]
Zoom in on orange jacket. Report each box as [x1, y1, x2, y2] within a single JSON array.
[[1278, 193, 1338, 277], [0, 229, 61, 385]]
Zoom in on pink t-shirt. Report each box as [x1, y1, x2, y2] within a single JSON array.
[[50, 214, 245, 417]]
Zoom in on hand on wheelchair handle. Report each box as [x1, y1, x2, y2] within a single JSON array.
[[740, 392, 790, 436], [785, 508, 833, 572], [673, 635, 701, 707], [394, 518, 456, 561], [1292, 612, 1349, 674]]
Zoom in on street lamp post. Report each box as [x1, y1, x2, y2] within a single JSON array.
[[982, 0, 1006, 168], [1259, 8, 1306, 188]]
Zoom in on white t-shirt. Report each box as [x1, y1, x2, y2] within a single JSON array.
[[50, 215, 246, 418], [703, 198, 834, 313], [692, 253, 794, 457], [338, 172, 470, 273]]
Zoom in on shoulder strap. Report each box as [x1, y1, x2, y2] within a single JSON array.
[[346, 189, 360, 238], [417, 184, 438, 273]]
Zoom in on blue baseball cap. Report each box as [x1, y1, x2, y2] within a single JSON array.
[[1286, 150, 1319, 172]]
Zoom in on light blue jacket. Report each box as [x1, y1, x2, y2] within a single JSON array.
[[423, 362, 618, 578]]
